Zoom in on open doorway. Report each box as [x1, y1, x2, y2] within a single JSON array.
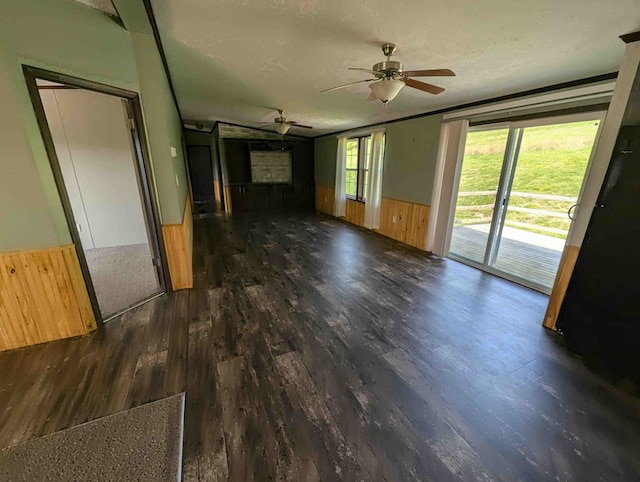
[[448, 113, 604, 292], [24, 67, 168, 322], [187, 145, 216, 214]]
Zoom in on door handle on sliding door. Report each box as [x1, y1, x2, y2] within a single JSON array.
[[568, 203, 578, 220]]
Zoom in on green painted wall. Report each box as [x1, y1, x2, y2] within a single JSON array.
[[214, 124, 229, 187], [111, 1, 189, 220], [0, 0, 188, 252], [314, 136, 338, 187], [313, 114, 443, 205], [111, 0, 154, 35], [0, 44, 63, 251], [2, 1, 140, 90], [383, 115, 443, 205], [0, 0, 138, 252], [210, 132, 221, 183], [131, 32, 188, 223]]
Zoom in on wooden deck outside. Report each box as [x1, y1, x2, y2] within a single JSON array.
[[449, 225, 564, 289]]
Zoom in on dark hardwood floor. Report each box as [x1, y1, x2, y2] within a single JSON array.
[[1, 211, 640, 481]]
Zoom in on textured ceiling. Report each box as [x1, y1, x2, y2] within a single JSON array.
[[72, 0, 118, 17], [151, 0, 640, 137]]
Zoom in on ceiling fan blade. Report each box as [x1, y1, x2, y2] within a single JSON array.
[[366, 91, 377, 103], [402, 69, 455, 77], [404, 78, 445, 95], [321, 78, 376, 93], [257, 123, 279, 128], [348, 68, 382, 76], [290, 122, 313, 129]]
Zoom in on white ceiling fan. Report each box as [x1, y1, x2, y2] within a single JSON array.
[[256, 108, 312, 135], [322, 43, 456, 103]]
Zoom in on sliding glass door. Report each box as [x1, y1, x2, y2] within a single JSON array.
[[449, 127, 510, 265], [449, 115, 603, 292]]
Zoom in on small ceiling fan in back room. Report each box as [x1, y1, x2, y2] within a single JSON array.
[[256, 108, 313, 135], [321, 43, 455, 103]]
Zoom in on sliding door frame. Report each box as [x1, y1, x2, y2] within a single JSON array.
[[23, 65, 171, 325], [483, 127, 523, 267], [448, 110, 606, 293]]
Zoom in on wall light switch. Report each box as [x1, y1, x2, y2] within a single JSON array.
[[392, 215, 397, 223], [170, 146, 177, 158]]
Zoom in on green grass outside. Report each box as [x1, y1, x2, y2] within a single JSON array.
[[454, 120, 600, 239]]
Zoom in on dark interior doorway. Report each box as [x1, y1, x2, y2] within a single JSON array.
[[187, 145, 215, 214]]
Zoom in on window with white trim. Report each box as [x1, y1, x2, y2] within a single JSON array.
[[345, 135, 383, 202]]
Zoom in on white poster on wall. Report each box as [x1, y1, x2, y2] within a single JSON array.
[[250, 150, 292, 183]]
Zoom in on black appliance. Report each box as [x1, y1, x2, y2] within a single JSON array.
[[557, 126, 640, 380]]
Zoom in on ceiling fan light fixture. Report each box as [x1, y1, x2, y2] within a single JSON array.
[[275, 124, 290, 135], [369, 78, 405, 103]]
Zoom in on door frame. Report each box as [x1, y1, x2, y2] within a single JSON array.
[[448, 110, 607, 293], [23, 65, 171, 325]]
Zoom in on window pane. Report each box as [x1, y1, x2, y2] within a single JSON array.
[[363, 170, 369, 199], [346, 139, 359, 169], [345, 169, 357, 197], [364, 136, 372, 170]]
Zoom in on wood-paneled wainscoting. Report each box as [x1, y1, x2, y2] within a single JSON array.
[[213, 179, 222, 206], [543, 244, 580, 330], [344, 199, 365, 226], [223, 185, 232, 215], [315, 185, 335, 215], [162, 196, 193, 290], [315, 185, 430, 251], [0, 244, 97, 351], [378, 197, 430, 250]]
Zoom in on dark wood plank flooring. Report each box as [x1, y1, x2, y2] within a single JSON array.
[[1, 211, 640, 481]]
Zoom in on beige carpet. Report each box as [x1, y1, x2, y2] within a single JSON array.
[[84, 243, 161, 318], [0, 394, 185, 481]]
